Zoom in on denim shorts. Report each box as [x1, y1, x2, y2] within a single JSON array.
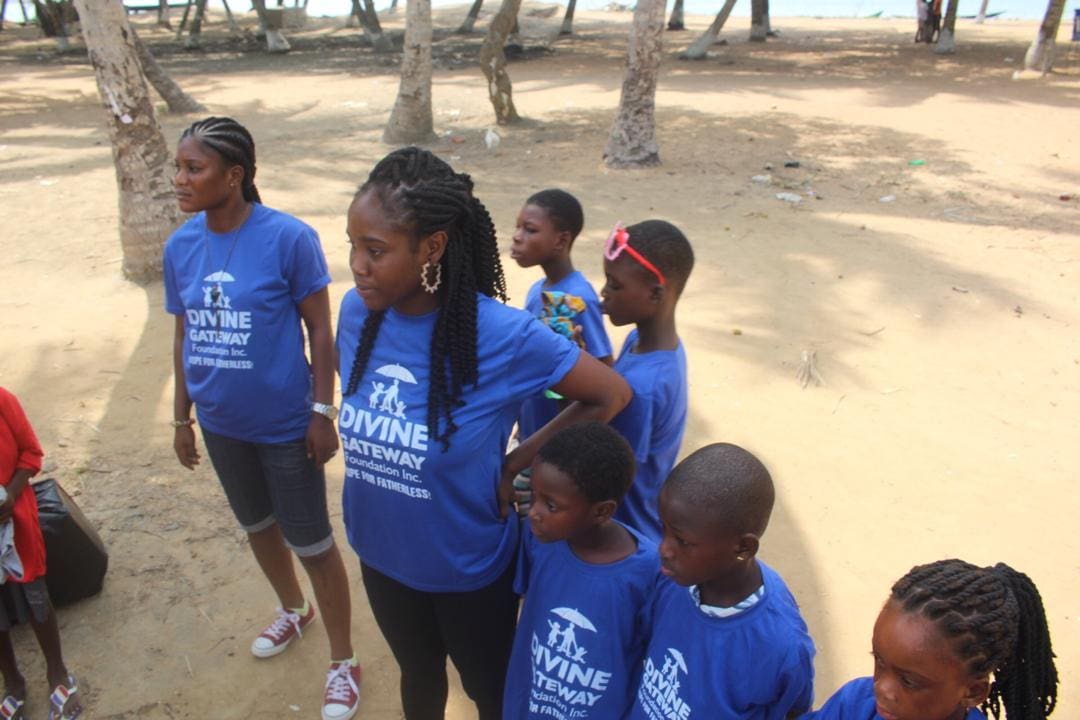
[[201, 428, 334, 558]]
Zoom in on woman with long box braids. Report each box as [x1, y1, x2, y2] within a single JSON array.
[[336, 147, 631, 719]]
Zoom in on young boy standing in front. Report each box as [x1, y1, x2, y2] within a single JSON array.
[[600, 219, 693, 541], [503, 422, 658, 720], [511, 190, 613, 443], [628, 443, 815, 720]]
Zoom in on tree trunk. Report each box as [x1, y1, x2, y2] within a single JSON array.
[[666, 0, 683, 31], [681, 0, 736, 59], [363, 0, 393, 51], [934, 0, 959, 53], [157, 0, 170, 27], [479, 0, 522, 125], [252, 0, 291, 52], [1024, 0, 1067, 72], [974, 0, 989, 23], [749, 0, 766, 41], [175, 0, 192, 39], [604, 0, 666, 168], [133, 29, 207, 113], [221, 0, 240, 33], [457, 0, 483, 33], [184, 0, 206, 48], [70, 0, 181, 282], [559, 0, 576, 35], [384, 0, 436, 144]]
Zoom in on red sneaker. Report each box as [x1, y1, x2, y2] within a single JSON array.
[[321, 660, 362, 720], [250, 605, 317, 658]]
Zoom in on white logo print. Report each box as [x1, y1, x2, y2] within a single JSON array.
[[340, 362, 430, 499], [202, 270, 235, 309], [368, 364, 417, 419], [528, 607, 611, 717], [637, 648, 692, 719]]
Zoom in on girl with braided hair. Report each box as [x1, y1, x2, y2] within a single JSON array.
[[802, 558, 1058, 720], [336, 147, 631, 719], [165, 117, 360, 720]]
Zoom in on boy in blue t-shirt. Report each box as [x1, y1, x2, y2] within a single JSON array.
[[512, 189, 613, 442], [629, 443, 816, 720], [504, 422, 659, 720], [600, 219, 693, 541]]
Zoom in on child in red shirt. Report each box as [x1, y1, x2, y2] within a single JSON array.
[[0, 388, 80, 720]]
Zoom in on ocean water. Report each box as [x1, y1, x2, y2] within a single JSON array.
[[1, 0, 1055, 26]]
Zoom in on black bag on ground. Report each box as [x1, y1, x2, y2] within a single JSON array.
[[32, 479, 108, 607]]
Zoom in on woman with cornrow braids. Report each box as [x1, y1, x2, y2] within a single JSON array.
[[802, 558, 1058, 720], [165, 117, 361, 720], [336, 147, 631, 720]]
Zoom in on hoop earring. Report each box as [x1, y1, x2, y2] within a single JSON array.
[[421, 261, 442, 294]]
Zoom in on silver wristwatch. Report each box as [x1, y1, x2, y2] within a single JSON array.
[[312, 402, 339, 421]]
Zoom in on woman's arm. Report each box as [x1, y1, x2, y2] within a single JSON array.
[[498, 353, 631, 516], [172, 315, 200, 470], [0, 391, 43, 522], [299, 287, 339, 465]]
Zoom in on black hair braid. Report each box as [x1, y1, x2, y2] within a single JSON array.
[[344, 310, 386, 397], [891, 559, 1058, 720], [181, 117, 262, 204], [344, 147, 508, 450]]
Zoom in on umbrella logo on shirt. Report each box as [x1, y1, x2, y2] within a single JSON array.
[[546, 607, 597, 662], [202, 270, 236, 309], [638, 648, 692, 719], [369, 364, 417, 419]]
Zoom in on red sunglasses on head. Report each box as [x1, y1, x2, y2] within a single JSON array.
[[604, 223, 666, 287]]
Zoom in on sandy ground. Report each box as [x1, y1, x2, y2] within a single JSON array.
[[1, 6, 1078, 718]]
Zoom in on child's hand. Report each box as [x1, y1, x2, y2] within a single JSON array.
[[498, 447, 529, 519], [174, 425, 201, 470], [0, 492, 14, 523], [306, 413, 339, 465]]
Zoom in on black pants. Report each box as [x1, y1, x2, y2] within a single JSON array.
[[361, 561, 518, 720]]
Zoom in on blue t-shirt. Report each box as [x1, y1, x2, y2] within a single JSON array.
[[163, 204, 330, 444], [799, 677, 987, 720], [610, 330, 688, 541], [628, 562, 816, 720], [335, 291, 581, 592], [504, 520, 660, 720], [518, 271, 612, 439]]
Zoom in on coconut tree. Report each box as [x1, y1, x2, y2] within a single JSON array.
[[974, 0, 989, 23], [349, 0, 393, 51], [604, 0, 666, 167], [667, 0, 684, 31], [133, 29, 207, 113], [749, 0, 768, 41], [70, 0, 181, 281], [252, 0, 291, 52], [384, 0, 437, 143], [681, 0, 736, 59], [458, 0, 483, 33], [480, 0, 523, 124], [934, 0, 959, 54], [1024, 0, 1067, 73]]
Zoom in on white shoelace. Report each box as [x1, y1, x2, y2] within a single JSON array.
[[264, 608, 303, 641], [324, 662, 359, 703]]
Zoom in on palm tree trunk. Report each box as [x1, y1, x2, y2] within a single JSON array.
[[221, 0, 240, 33], [666, 0, 683, 31], [252, 0, 291, 52], [604, 0, 666, 168], [934, 0, 959, 53], [175, 0, 192, 39], [384, 0, 436, 143], [682, 0, 736, 59], [974, 0, 989, 23], [560, 0, 577, 35], [1024, 0, 1067, 72], [157, 0, 171, 27], [70, 0, 180, 282], [749, 0, 766, 41], [363, 0, 393, 51], [184, 0, 207, 48], [133, 29, 207, 113], [457, 0, 483, 33], [479, 0, 522, 124]]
